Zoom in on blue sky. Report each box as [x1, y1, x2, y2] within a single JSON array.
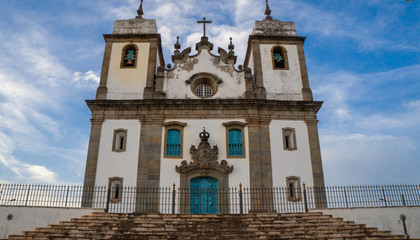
[[0, 0, 419, 185]]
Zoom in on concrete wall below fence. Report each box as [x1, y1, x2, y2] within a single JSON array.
[[312, 207, 420, 239], [0, 206, 103, 238]]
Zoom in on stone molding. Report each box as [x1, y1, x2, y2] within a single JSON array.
[[86, 99, 322, 122]]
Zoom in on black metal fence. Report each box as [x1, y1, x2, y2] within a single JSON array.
[[0, 183, 419, 214]]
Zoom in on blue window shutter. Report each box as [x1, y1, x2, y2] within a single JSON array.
[[166, 129, 181, 156], [228, 129, 243, 156]]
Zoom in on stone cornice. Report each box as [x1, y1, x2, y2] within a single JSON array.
[[86, 99, 322, 122], [103, 34, 161, 41], [87, 99, 321, 111]]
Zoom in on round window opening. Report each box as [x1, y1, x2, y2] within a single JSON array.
[[196, 84, 213, 97]]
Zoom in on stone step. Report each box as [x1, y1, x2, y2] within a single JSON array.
[[6, 212, 406, 240]]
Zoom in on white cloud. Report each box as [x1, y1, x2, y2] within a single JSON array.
[[0, 14, 93, 183], [72, 70, 100, 89], [313, 64, 420, 185]]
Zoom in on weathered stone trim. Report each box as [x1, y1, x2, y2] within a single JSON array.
[[143, 39, 158, 99], [163, 121, 187, 159], [251, 40, 266, 99], [223, 121, 248, 159], [178, 170, 230, 214], [286, 176, 302, 202], [305, 119, 327, 208], [244, 68, 256, 99], [246, 120, 274, 212], [282, 127, 297, 151], [136, 118, 163, 213], [103, 34, 162, 41], [108, 177, 123, 203], [112, 128, 127, 152], [82, 118, 104, 206], [297, 42, 313, 101], [86, 99, 323, 122], [96, 41, 113, 100]]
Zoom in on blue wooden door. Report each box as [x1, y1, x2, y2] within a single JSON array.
[[190, 177, 218, 214]]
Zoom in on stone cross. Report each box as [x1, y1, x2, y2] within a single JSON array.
[[197, 17, 212, 37]]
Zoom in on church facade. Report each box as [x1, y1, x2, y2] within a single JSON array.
[[83, 2, 325, 207]]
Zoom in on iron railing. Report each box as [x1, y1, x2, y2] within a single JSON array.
[[0, 183, 419, 214]]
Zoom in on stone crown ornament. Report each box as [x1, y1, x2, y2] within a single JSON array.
[[176, 128, 233, 175]]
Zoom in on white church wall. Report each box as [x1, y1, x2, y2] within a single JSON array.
[[270, 120, 314, 187], [159, 119, 250, 189], [260, 44, 303, 101], [106, 42, 150, 100], [0, 206, 102, 239], [164, 50, 246, 99], [312, 207, 420, 238], [95, 120, 141, 187]]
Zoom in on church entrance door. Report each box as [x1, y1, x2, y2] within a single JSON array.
[[190, 177, 218, 214]]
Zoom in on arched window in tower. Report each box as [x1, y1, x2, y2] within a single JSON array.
[[121, 44, 138, 68], [272, 46, 288, 70]]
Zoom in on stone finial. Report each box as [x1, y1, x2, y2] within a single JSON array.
[[228, 37, 235, 56], [174, 36, 181, 56], [265, 0, 273, 20], [136, 0, 144, 19], [175, 36, 181, 50]]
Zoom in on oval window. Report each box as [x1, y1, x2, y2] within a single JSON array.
[[195, 84, 213, 97]]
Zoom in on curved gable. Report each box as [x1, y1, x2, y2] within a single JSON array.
[[164, 38, 246, 99]]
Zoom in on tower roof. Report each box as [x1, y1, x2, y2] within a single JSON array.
[[112, 0, 157, 34]]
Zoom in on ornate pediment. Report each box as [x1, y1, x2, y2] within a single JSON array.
[[176, 128, 233, 175]]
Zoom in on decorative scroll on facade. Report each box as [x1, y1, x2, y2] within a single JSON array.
[[176, 128, 233, 176]]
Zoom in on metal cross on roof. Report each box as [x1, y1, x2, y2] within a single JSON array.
[[197, 17, 212, 37]]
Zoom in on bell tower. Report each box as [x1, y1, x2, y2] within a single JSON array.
[[244, 0, 313, 101], [95, 0, 164, 100]]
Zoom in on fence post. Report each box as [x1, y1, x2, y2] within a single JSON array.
[[239, 184, 243, 214], [105, 187, 111, 213], [401, 194, 406, 206], [381, 186, 387, 207], [303, 183, 308, 213], [25, 185, 31, 206], [344, 186, 349, 208], [172, 184, 176, 214], [65, 186, 70, 207]]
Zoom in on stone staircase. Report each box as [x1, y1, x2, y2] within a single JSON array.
[[3, 212, 405, 240]]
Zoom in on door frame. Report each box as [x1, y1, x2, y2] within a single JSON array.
[[179, 169, 230, 214]]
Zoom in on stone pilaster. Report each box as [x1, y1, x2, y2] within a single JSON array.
[[96, 40, 113, 100], [136, 116, 164, 213], [297, 42, 313, 101], [247, 115, 274, 212], [82, 117, 104, 206], [154, 66, 166, 99], [143, 39, 158, 99], [251, 40, 266, 99], [244, 67, 256, 99], [305, 119, 327, 208]]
